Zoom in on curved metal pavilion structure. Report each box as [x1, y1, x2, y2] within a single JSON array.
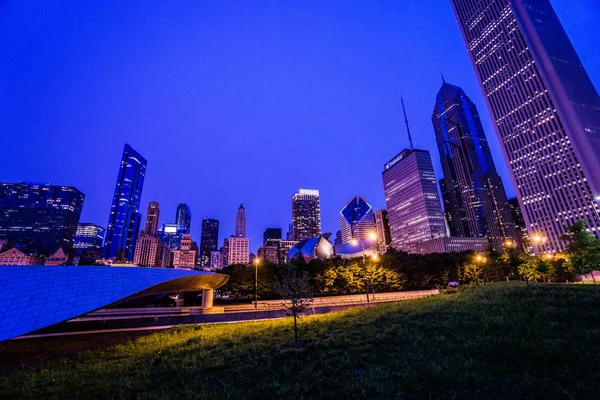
[[0, 266, 228, 342]]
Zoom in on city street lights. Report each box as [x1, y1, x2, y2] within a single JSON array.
[[351, 231, 377, 302], [253, 258, 260, 309]]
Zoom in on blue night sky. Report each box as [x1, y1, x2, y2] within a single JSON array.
[[1, 0, 599, 252]]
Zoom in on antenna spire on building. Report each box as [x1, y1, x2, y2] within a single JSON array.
[[441, 71, 446, 84], [401, 97, 414, 150]]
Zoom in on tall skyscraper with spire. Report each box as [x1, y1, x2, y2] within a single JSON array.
[[235, 204, 246, 238], [103, 144, 147, 260], [451, 0, 600, 253], [175, 204, 191, 234], [144, 201, 160, 236], [292, 189, 321, 240], [432, 81, 519, 249]]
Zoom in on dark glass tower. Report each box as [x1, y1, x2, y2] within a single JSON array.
[[0, 183, 85, 255], [175, 203, 192, 234], [432, 82, 519, 249], [199, 219, 219, 266], [103, 144, 147, 260], [451, 0, 600, 253], [263, 228, 282, 245]]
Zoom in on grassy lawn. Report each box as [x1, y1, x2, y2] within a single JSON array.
[[2, 283, 600, 399]]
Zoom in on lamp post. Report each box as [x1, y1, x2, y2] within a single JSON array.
[[253, 258, 260, 309], [351, 231, 377, 303]]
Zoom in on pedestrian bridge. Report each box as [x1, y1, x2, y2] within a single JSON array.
[[0, 266, 228, 342]]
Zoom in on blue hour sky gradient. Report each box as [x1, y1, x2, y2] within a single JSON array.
[[1, 0, 599, 252]]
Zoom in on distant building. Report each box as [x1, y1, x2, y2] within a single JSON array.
[[263, 228, 282, 245], [0, 182, 85, 256], [235, 204, 246, 238], [374, 209, 392, 254], [144, 202, 160, 236], [382, 149, 447, 253], [335, 238, 378, 259], [45, 248, 68, 266], [134, 235, 162, 267], [227, 236, 249, 265], [173, 234, 197, 268], [159, 223, 185, 251], [199, 219, 219, 266], [74, 223, 105, 254], [222, 238, 229, 266], [451, 0, 600, 253], [432, 81, 519, 250], [0, 247, 43, 266], [285, 223, 294, 241], [289, 235, 334, 262], [257, 245, 280, 264], [508, 198, 532, 253], [209, 251, 222, 270], [175, 204, 192, 234], [292, 189, 321, 240], [339, 195, 376, 244], [334, 230, 342, 246], [103, 144, 147, 260], [413, 237, 488, 255], [160, 245, 173, 268]]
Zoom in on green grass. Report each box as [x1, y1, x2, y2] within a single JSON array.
[[2, 283, 600, 399]]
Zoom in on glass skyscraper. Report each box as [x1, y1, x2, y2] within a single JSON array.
[[103, 144, 147, 260], [451, 0, 600, 253], [339, 195, 376, 244], [199, 218, 219, 266], [0, 183, 85, 256], [74, 223, 105, 254], [175, 203, 192, 234], [292, 189, 321, 241], [382, 149, 447, 253], [432, 81, 519, 249]]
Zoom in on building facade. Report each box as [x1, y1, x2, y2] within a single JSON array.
[[74, 223, 105, 254], [432, 81, 519, 249], [45, 248, 69, 266], [451, 0, 600, 253], [144, 202, 160, 236], [263, 228, 282, 245], [382, 149, 447, 253], [235, 204, 246, 238], [339, 195, 376, 244], [199, 218, 219, 266], [103, 144, 147, 260], [0, 183, 85, 256], [159, 223, 185, 251], [209, 251, 222, 270], [257, 245, 280, 264], [172, 234, 197, 268], [227, 236, 249, 265], [292, 189, 321, 240], [413, 237, 488, 254], [175, 203, 192, 234], [374, 209, 392, 254], [0, 247, 44, 265], [133, 235, 162, 267]]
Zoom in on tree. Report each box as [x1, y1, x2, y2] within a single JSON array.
[[560, 220, 600, 283], [518, 256, 551, 285], [274, 263, 313, 344], [461, 261, 483, 285]]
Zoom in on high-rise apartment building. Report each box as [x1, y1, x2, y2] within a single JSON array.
[[374, 209, 392, 254], [235, 204, 246, 238], [175, 204, 192, 234], [144, 201, 160, 236], [263, 228, 282, 245], [451, 0, 600, 252], [172, 233, 197, 268], [103, 144, 147, 260], [432, 81, 519, 249], [339, 195, 376, 243], [200, 219, 219, 266], [382, 149, 447, 252], [292, 189, 321, 240], [209, 251, 222, 270], [74, 223, 105, 254], [227, 236, 249, 265], [0, 183, 85, 256]]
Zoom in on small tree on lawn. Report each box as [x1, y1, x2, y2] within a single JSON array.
[[519, 256, 551, 285], [560, 220, 600, 283], [274, 263, 313, 344]]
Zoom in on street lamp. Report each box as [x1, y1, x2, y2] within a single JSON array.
[[253, 258, 260, 309], [351, 231, 377, 303]]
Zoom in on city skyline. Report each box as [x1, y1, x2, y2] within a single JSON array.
[[1, 1, 598, 253]]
